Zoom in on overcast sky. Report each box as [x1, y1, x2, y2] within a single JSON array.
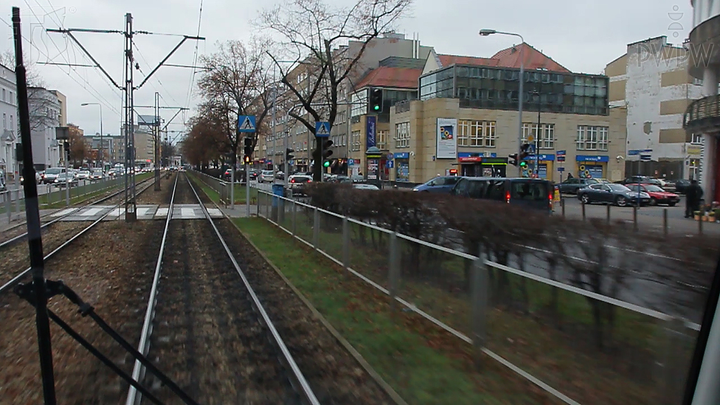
[[0, 0, 693, 141]]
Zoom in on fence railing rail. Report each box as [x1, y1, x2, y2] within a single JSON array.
[[255, 189, 701, 405]]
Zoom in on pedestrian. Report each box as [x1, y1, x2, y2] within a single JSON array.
[[685, 180, 704, 218]]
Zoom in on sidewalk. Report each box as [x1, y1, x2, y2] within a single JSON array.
[[219, 204, 257, 218]]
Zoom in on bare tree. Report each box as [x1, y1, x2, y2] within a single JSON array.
[[197, 38, 273, 171], [67, 124, 88, 167], [259, 0, 412, 181], [182, 103, 228, 169]]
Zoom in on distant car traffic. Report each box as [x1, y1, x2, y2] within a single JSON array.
[[259, 170, 274, 183], [558, 177, 600, 194], [450, 177, 554, 213]]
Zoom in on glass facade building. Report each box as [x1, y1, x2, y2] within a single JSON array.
[[419, 65, 609, 116]]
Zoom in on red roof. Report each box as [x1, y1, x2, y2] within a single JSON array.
[[490, 43, 570, 73], [438, 55, 499, 67], [354, 66, 422, 89], [437, 43, 570, 74]]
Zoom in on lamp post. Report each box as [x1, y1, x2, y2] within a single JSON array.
[[532, 89, 541, 178], [80, 102, 103, 170], [479, 29, 525, 177]]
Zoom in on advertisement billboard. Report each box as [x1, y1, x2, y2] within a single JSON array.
[[436, 118, 457, 159]]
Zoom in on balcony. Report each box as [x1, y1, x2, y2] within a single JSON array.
[[684, 95, 720, 134]]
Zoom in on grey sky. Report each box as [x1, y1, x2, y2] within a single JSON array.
[[0, 0, 693, 141]]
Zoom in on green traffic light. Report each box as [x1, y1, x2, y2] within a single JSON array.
[[374, 105, 380, 111], [323, 160, 330, 168], [520, 161, 527, 167]]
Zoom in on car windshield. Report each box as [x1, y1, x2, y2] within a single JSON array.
[[46, 168, 62, 175], [609, 184, 630, 192], [644, 185, 664, 192]]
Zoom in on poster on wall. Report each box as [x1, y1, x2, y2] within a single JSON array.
[[366, 116, 377, 150], [436, 118, 457, 159]]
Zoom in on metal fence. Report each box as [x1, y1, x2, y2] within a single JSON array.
[[256, 189, 701, 405], [192, 171, 232, 204], [0, 176, 129, 224]]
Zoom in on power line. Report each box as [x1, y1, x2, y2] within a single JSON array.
[[132, 40, 183, 107], [184, 0, 204, 115]]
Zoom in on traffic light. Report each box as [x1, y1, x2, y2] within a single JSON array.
[[509, 153, 518, 166], [520, 161, 528, 168], [370, 88, 382, 112], [519, 143, 531, 160], [243, 137, 253, 165], [322, 139, 333, 168], [63, 141, 70, 159], [286, 148, 294, 161]]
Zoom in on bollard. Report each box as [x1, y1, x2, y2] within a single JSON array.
[[312, 207, 319, 249], [663, 208, 668, 237], [699, 212, 703, 235], [633, 205, 638, 232], [561, 198, 565, 218], [606, 204, 611, 225], [581, 201, 586, 221]]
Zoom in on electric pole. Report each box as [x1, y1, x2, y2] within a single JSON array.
[[47, 14, 204, 222]]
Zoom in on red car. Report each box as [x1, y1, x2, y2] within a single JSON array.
[[626, 183, 680, 206]]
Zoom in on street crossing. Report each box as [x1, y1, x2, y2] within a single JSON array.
[[50, 204, 224, 221]]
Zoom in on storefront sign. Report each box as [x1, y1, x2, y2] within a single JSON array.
[[687, 145, 702, 156], [366, 116, 376, 150], [458, 156, 482, 163], [436, 118, 458, 159], [576, 155, 609, 163], [394, 152, 409, 159]]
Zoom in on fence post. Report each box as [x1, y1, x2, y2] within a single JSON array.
[[663, 208, 668, 237], [606, 205, 611, 225], [312, 207, 319, 249], [470, 243, 488, 369], [4, 191, 10, 223], [342, 216, 349, 270], [388, 232, 400, 311], [581, 201, 586, 221], [633, 205, 638, 232], [699, 212, 703, 235], [15, 187, 20, 215], [561, 198, 565, 218], [291, 200, 297, 236]]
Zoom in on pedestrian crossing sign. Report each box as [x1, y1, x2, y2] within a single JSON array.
[[238, 115, 256, 132], [315, 121, 331, 137]]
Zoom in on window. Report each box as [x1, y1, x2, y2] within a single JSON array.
[[576, 126, 609, 151], [377, 130, 388, 150], [522, 123, 555, 149], [395, 122, 410, 148], [9, 91, 12, 104], [2, 113, 5, 129], [458, 120, 496, 147], [9, 115, 13, 131], [691, 133, 703, 144], [351, 130, 361, 152], [351, 90, 368, 117]]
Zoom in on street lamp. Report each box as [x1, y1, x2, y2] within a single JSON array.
[[80, 102, 103, 170], [479, 28, 525, 176]]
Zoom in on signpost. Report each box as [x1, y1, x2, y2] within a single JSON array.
[[316, 122, 330, 182], [556, 150, 566, 182], [238, 115, 256, 216]]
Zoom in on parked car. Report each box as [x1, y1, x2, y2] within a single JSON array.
[[90, 169, 104, 181], [353, 183, 380, 190], [674, 179, 691, 194], [413, 176, 462, 193], [625, 183, 680, 206], [288, 174, 313, 195], [450, 177, 554, 213], [260, 170, 274, 183], [577, 183, 650, 206], [557, 177, 600, 194]]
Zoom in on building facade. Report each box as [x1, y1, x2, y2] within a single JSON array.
[[27, 87, 61, 170], [607, 36, 703, 181], [684, 0, 720, 202], [0, 64, 17, 177]]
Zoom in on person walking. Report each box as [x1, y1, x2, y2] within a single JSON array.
[[685, 180, 704, 218]]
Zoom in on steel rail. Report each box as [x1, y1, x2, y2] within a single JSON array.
[[0, 179, 158, 295], [184, 174, 321, 405], [125, 174, 179, 405], [0, 175, 156, 248]]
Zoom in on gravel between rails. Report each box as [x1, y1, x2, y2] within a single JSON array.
[[0, 221, 92, 289], [0, 220, 166, 404], [186, 175, 395, 403]]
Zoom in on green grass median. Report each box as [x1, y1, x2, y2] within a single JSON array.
[[234, 217, 554, 405]]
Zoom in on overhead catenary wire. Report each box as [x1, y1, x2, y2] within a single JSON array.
[[184, 0, 204, 116]]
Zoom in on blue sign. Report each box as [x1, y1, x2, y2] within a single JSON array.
[[394, 152, 409, 159], [315, 121, 331, 137], [366, 116, 376, 149], [523, 154, 555, 161], [386, 160, 394, 169], [628, 150, 640, 156], [556, 150, 566, 156], [576, 155, 609, 162], [238, 115, 256, 133], [457, 152, 497, 158], [557, 167, 565, 172]]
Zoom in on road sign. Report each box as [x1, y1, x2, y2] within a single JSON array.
[[557, 167, 565, 172], [315, 121, 331, 137], [238, 115, 256, 133], [386, 160, 394, 169], [527, 135, 534, 142], [556, 150, 566, 156]]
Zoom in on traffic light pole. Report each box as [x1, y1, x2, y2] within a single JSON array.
[[245, 163, 250, 217], [284, 130, 289, 188]]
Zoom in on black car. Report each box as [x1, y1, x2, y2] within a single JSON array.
[[451, 177, 554, 213], [673, 179, 691, 194], [577, 183, 651, 206]]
